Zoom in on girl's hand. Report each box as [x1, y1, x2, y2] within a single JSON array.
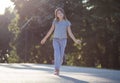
[[75, 39, 81, 44], [40, 38, 47, 45]]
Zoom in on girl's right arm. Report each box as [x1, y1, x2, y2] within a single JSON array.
[[41, 24, 55, 45]]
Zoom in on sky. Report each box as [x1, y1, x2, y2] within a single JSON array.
[[0, 0, 14, 14]]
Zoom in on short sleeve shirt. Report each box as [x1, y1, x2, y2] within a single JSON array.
[[52, 19, 71, 39]]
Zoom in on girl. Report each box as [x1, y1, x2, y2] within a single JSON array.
[[41, 7, 80, 75]]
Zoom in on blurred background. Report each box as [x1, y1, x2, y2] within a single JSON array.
[[0, 0, 120, 70]]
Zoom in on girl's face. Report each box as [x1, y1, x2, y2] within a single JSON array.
[[56, 10, 64, 20]]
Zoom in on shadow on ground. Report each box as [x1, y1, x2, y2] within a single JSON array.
[[58, 75, 88, 83]]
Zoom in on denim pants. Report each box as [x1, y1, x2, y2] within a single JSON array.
[[53, 38, 67, 70]]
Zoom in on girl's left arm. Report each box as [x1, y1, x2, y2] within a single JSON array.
[[67, 26, 81, 44]]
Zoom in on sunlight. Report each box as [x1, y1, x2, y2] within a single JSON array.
[[0, 0, 14, 15], [82, 0, 89, 3]]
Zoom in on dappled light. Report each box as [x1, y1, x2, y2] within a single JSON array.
[[0, 0, 120, 70]]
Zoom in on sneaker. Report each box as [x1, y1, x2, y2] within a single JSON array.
[[54, 69, 59, 75]]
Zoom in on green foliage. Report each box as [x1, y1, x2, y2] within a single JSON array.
[[8, 14, 20, 38], [66, 52, 86, 66], [8, 49, 20, 63], [7, 13, 20, 63]]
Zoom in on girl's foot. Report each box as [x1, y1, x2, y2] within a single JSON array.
[[54, 69, 59, 75]]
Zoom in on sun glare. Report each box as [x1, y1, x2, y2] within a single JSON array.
[[0, 0, 14, 15]]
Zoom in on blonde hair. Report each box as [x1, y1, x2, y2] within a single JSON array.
[[54, 7, 67, 21]]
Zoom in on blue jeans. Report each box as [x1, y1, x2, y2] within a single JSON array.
[[53, 38, 67, 70]]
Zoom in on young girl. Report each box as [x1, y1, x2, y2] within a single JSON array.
[[41, 7, 80, 75]]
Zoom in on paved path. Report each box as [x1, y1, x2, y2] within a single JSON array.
[[0, 63, 120, 83]]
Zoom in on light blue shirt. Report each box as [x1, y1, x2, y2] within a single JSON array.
[[52, 19, 71, 39]]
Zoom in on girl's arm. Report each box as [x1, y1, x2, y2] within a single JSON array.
[[41, 24, 55, 45], [67, 26, 81, 44]]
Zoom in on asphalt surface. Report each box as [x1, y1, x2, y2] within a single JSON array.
[[0, 63, 120, 83]]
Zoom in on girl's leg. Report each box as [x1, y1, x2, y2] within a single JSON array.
[[53, 38, 61, 75], [60, 39, 67, 65]]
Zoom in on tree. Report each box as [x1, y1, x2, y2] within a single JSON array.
[[0, 8, 14, 62], [81, 0, 120, 69], [9, 0, 120, 69]]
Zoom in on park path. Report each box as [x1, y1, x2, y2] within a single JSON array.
[[0, 63, 120, 83]]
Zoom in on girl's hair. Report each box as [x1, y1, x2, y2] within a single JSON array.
[[54, 7, 67, 21]]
